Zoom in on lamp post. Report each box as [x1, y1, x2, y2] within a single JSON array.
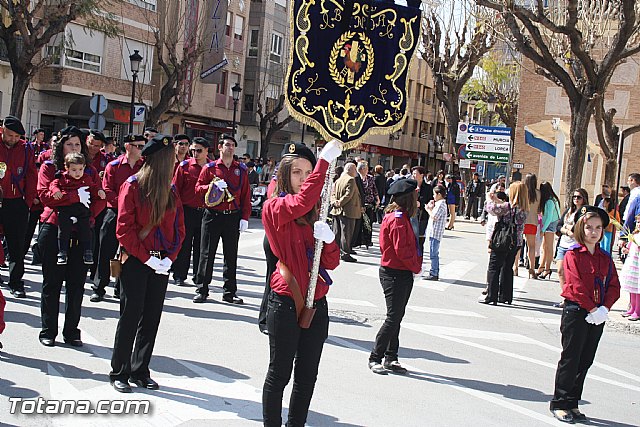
[[231, 82, 242, 137], [128, 50, 143, 133]]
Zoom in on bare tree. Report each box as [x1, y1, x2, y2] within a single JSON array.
[[0, 0, 122, 117], [477, 0, 640, 202], [421, 1, 497, 157], [256, 93, 294, 158], [144, 0, 214, 127]]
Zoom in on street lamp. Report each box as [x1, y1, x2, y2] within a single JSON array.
[[231, 82, 242, 137], [128, 50, 143, 133]]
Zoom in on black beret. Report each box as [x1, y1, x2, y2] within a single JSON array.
[[104, 136, 115, 144], [388, 178, 418, 196], [123, 134, 147, 143], [3, 115, 25, 135], [88, 129, 107, 143], [192, 137, 210, 148], [58, 126, 85, 139], [218, 133, 237, 146], [144, 127, 158, 133], [281, 142, 316, 168], [573, 205, 610, 230], [33, 128, 44, 134], [141, 134, 173, 157], [246, 161, 255, 168], [174, 134, 191, 143]]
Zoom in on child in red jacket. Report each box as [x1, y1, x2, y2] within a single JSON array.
[[49, 152, 105, 265]]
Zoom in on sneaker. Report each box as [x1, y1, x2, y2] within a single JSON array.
[[83, 250, 94, 265], [57, 252, 68, 265], [423, 274, 439, 281], [89, 293, 103, 303], [383, 360, 408, 374], [368, 361, 387, 375]]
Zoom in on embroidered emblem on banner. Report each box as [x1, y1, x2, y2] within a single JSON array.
[[285, 0, 421, 148]]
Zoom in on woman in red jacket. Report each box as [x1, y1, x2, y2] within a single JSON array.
[[37, 129, 102, 347], [109, 135, 185, 393], [261, 140, 342, 427], [550, 206, 620, 423], [369, 178, 422, 375]]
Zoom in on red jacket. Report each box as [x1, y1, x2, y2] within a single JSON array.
[[562, 245, 620, 312], [0, 134, 37, 208], [196, 158, 251, 220], [90, 151, 114, 175], [173, 158, 211, 208], [50, 171, 102, 204], [379, 211, 422, 274], [116, 176, 185, 263], [102, 154, 144, 209], [37, 149, 52, 166], [37, 161, 102, 226], [262, 159, 340, 301]]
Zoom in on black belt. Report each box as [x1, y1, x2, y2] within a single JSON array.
[[149, 250, 168, 259], [209, 209, 239, 215]]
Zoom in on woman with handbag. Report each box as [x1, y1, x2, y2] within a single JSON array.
[[37, 129, 102, 347], [109, 135, 185, 393], [261, 140, 342, 427], [479, 181, 528, 305]]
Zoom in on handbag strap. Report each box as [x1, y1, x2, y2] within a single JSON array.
[[279, 261, 304, 319]]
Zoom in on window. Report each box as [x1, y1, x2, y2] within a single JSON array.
[[128, 0, 156, 11], [226, 12, 231, 37], [248, 28, 259, 57], [234, 15, 244, 41], [244, 94, 254, 112], [216, 71, 228, 95], [270, 32, 283, 63], [65, 49, 101, 73], [46, 45, 62, 65]]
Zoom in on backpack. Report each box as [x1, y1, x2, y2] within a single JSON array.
[[490, 205, 518, 252]]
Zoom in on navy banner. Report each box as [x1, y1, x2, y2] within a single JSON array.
[[285, 0, 422, 148]]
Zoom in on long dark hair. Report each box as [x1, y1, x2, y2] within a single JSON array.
[[274, 156, 318, 226], [569, 187, 589, 214], [538, 181, 560, 215], [135, 146, 176, 227], [385, 191, 417, 217], [51, 134, 90, 171], [523, 173, 538, 203]]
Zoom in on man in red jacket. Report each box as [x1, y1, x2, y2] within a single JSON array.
[[0, 116, 37, 297]]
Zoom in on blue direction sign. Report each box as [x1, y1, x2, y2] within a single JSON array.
[[466, 124, 511, 136]]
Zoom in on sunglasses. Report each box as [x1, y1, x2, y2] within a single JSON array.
[[176, 141, 189, 146], [572, 195, 583, 199], [129, 144, 145, 149], [191, 148, 204, 153]]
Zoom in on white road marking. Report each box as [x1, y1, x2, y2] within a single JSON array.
[[355, 266, 379, 278], [513, 315, 561, 326], [327, 297, 377, 307], [418, 260, 479, 291], [408, 306, 486, 318]]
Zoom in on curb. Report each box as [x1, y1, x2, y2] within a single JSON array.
[[606, 314, 640, 335]]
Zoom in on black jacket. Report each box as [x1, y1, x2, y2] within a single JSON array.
[[466, 179, 483, 198]]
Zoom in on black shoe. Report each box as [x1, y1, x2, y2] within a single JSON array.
[[39, 337, 55, 347], [478, 296, 497, 305], [64, 338, 83, 347], [368, 361, 388, 375], [89, 293, 103, 303], [10, 288, 26, 298], [83, 250, 94, 265], [383, 360, 408, 375], [550, 409, 575, 423], [174, 277, 186, 286], [570, 409, 587, 422], [498, 299, 512, 305], [111, 380, 132, 393], [193, 293, 208, 303], [57, 251, 68, 265], [464, 216, 470, 220], [349, 249, 357, 255], [130, 377, 159, 390], [423, 274, 439, 281], [260, 328, 269, 335], [222, 295, 244, 304], [341, 254, 357, 263]]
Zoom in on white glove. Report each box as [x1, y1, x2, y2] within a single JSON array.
[[77, 186, 91, 209], [319, 139, 343, 163], [313, 221, 335, 243], [215, 180, 228, 190], [413, 266, 425, 279], [157, 257, 172, 274], [239, 219, 249, 232], [591, 306, 609, 325], [144, 257, 163, 272], [70, 216, 78, 224], [585, 313, 596, 324]]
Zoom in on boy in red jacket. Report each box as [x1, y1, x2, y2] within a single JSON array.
[[49, 152, 105, 265]]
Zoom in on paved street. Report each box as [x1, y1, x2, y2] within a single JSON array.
[[1, 218, 639, 426]]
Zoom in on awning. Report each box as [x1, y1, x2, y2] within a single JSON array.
[[524, 128, 557, 157], [523, 120, 600, 158], [184, 120, 230, 131]]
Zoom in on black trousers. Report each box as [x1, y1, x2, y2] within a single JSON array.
[[465, 195, 479, 219], [24, 207, 43, 256], [258, 235, 278, 331], [93, 208, 120, 296], [195, 210, 240, 296], [486, 246, 519, 302], [172, 206, 203, 281], [370, 267, 413, 363], [89, 209, 106, 278], [352, 217, 363, 248], [550, 301, 604, 411], [38, 223, 87, 340], [0, 198, 29, 290], [57, 203, 91, 252], [263, 293, 329, 427], [332, 215, 355, 255], [110, 256, 169, 382]]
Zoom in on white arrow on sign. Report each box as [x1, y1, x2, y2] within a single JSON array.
[[466, 143, 511, 153], [466, 134, 511, 145]]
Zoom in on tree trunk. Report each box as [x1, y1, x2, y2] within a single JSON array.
[[604, 158, 617, 188], [442, 97, 460, 161], [260, 136, 270, 158], [564, 106, 592, 206], [10, 68, 31, 118]]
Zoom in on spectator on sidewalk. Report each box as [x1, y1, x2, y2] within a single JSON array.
[[424, 184, 447, 281], [331, 163, 361, 262], [465, 173, 483, 220]]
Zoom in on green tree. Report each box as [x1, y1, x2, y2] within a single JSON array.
[[0, 0, 122, 117]]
